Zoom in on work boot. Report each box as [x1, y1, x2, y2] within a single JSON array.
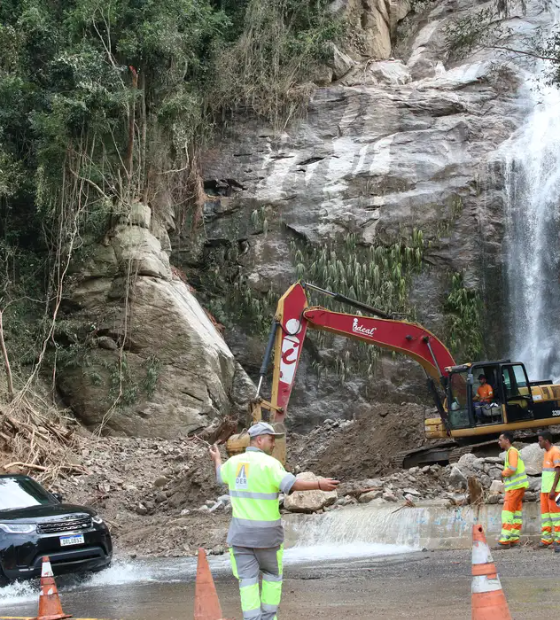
[[538, 542, 552, 549], [496, 542, 510, 549], [554, 543, 560, 554]]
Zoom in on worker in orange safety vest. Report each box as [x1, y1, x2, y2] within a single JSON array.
[[497, 431, 529, 548], [538, 431, 560, 552]]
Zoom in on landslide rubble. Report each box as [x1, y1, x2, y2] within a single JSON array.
[[48, 406, 546, 559]]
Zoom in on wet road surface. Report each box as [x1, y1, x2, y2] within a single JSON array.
[[1, 546, 559, 619]]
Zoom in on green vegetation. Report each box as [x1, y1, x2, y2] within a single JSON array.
[[292, 231, 426, 383], [209, 0, 344, 126], [293, 232, 424, 316], [0, 0, 342, 403], [444, 272, 483, 361]]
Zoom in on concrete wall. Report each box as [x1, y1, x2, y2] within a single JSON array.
[[283, 500, 541, 550]]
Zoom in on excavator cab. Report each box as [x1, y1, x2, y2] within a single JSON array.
[[446, 361, 534, 430]]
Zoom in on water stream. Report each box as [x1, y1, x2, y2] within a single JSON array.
[[503, 81, 560, 381], [0, 541, 415, 609]]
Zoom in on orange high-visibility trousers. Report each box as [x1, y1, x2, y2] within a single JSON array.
[[540, 492, 560, 545], [499, 488, 525, 545]]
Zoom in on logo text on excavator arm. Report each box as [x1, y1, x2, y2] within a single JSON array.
[[352, 318, 377, 338]]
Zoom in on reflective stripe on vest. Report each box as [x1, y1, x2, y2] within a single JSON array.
[[504, 447, 529, 491], [542, 446, 560, 493]]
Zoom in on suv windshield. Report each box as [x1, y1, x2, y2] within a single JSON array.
[[0, 477, 54, 511]]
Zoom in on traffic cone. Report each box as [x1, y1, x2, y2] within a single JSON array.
[[32, 557, 72, 620], [471, 524, 512, 620], [194, 548, 225, 620]]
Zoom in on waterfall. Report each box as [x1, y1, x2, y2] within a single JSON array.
[[503, 82, 560, 381]]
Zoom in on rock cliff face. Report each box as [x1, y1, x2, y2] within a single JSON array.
[[180, 0, 555, 430], [56, 203, 254, 438], [54, 0, 556, 436]]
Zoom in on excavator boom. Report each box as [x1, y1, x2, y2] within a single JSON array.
[[226, 281, 560, 467], [269, 282, 456, 422]]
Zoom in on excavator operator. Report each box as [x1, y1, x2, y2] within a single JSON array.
[[473, 374, 494, 423]]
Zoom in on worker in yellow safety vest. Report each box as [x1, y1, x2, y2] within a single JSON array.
[[210, 422, 339, 620], [497, 431, 529, 548], [538, 431, 560, 552]]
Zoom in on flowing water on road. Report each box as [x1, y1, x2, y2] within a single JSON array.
[[0, 543, 415, 617], [2, 546, 560, 620]]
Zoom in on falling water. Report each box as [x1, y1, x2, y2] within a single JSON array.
[[503, 82, 560, 381]]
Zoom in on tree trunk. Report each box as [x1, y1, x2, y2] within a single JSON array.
[[0, 310, 15, 401]]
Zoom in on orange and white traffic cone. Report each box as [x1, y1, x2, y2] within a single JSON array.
[[471, 524, 512, 620], [32, 557, 72, 620], [194, 548, 226, 620]]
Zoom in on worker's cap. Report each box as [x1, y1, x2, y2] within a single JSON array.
[[248, 422, 284, 438]]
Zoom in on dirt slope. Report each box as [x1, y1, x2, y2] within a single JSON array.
[[288, 402, 434, 480]]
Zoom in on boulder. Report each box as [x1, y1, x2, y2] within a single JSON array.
[[449, 466, 467, 490], [326, 43, 356, 80], [120, 201, 152, 229], [528, 476, 541, 493], [487, 467, 504, 481], [112, 224, 172, 281], [56, 206, 254, 438], [283, 472, 338, 513], [383, 490, 398, 502], [458, 453, 478, 468], [329, 0, 403, 60], [471, 459, 486, 473], [402, 488, 421, 496], [489, 480, 505, 495], [358, 490, 384, 503], [484, 457, 504, 465], [480, 475, 492, 489], [519, 443, 545, 475]]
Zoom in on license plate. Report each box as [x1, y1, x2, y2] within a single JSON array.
[[60, 534, 84, 547]]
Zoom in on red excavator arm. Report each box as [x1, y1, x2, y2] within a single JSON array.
[[265, 282, 456, 424]]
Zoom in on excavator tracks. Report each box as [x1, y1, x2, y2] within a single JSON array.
[[391, 441, 497, 470], [394, 428, 560, 470], [391, 442, 457, 469]]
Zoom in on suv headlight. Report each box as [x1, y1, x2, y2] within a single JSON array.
[[92, 515, 103, 525], [0, 523, 36, 534]]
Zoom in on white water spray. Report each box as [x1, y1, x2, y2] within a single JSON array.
[[503, 82, 560, 381]]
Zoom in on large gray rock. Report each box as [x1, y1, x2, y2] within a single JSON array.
[[283, 472, 338, 513], [449, 466, 467, 490], [57, 206, 254, 437], [457, 453, 478, 468], [528, 476, 542, 493], [519, 443, 545, 475], [489, 480, 505, 495], [195, 42, 525, 427], [329, 0, 411, 60], [358, 489, 384, 503], [326, 43, 356, 80]]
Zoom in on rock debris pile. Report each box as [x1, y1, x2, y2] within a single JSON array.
[[51, 421, 546, 558]]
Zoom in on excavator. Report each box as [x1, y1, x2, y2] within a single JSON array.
[[226, 282, 560, 467]]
